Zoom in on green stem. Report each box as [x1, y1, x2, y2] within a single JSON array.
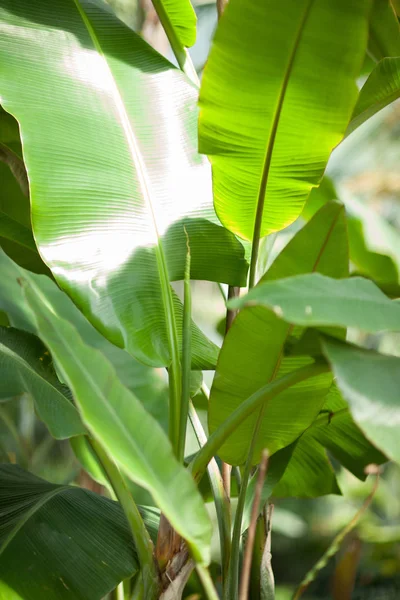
[[89, 440, 159, 599], [189, 361, 329, 484], [150, 0, 199, 85], [196, 565, 220, 600], [225, 411, 265, 600], [178, 233, 192, 463], [189, 401, 231, 587]]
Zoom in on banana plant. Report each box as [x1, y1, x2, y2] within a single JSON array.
[[0, 0, 399, 599]]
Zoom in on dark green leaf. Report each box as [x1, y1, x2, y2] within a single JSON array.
[[321, 337, 400, 464], [0, 327, 84, 439], [0, 464, 141, 600], [309, 385, 387, 480]]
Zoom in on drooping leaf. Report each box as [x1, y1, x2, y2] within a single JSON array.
[[231, 273, 400, 332], [198, 0, 370, 239], [368, 0, 400, 62], [321, 337, 400, 464], [0, 0, 247, 368], [0, 327, 84, 439], [308, 385, 387, 481], [209, 202, 348, 465], [23, 280, 212, 565], [0, 464, 141, 600], [272, 436, 341, 498], [347, 58, 400, 135], [0, 248, 218, 383]]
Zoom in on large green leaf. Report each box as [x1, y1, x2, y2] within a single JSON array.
[[347, 58, 400, 135], [322, 337, 400, 464], [198, 0, 370, 239], [0, 248, 218, 374], [308, 385, 387, 480], [368, 0, 400, 62], [232, 273, 400, 332], [0, 0, 247, 368], [0, 464, 158, 600], [208, 202, 348, 465], [0, 327, 84, 439], [272, 436, 341, 498], [23, 279, 212, 565]]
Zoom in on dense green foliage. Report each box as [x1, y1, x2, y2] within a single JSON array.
[[0, 0, 399, 599]]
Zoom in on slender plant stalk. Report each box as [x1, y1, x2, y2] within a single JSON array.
[[292, 466, 381, 600], [150, 0, 199, 85], [225, 407, 266, 600], [177, 231, 192, 463], [189, 401, 231, 587], [239, 450, 269, 600], [89, 439, 159, 600], [111, 582, 125, 600], [189, 361, 329, 484], [196, 565, 220, 600], [221, 285, 240, 496]]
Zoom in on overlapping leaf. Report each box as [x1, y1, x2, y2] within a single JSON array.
[[0, 248, 218, 375], [208, 202, 348, 465], [23, 279, 212, 565], [347, 58, 400, 135], [0, 464, 158, 600], [0, 0, 247, 368], [198, 0, 370, 239], [232, 274, 400, 332], [322, 338, 400, 464], [0, 327, 84, 438]]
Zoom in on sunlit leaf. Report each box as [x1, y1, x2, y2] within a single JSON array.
[[0, 0, 247, 368], [209, 202, 348, 465], [198, 0, 370, 239]]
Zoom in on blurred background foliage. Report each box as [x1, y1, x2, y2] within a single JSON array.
[[1, 1, 400, 598]]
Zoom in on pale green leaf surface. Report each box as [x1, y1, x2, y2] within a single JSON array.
[[302, 176, 399, 284], [198, 0, 370, 239], [368, 0, 400, 61], [209, 202, 348, 465], [0, 0, 247, 367], [0, 464, 140, 600], [322, 337, 400, 464], [347, 58, 400, 135], [0, 327, 84, 439], [24, 281, 212, 564], [232, 273, 400, 332]]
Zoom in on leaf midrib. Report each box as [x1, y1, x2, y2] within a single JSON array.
[[250, 0, 314, 247], [70, 0, 180, 373]]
